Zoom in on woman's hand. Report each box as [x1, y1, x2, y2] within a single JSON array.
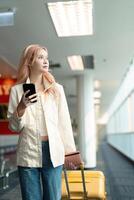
[[17, 90, 38, 117]]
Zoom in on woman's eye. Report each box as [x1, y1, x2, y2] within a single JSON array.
[[38, 56, 43, 59], [38, 56, 48, 60]]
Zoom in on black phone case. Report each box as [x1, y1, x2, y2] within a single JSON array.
[[23, 83, 37, 103]]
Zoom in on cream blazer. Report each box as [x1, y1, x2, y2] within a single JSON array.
[[7, 78, 76, 168]]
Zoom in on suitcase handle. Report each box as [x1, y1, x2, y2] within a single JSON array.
[[63, 163, 87, 200], [80, 164, 87, 199], [63, 167, 71, 199]]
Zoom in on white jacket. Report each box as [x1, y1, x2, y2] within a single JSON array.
[[7, 78, 76, 167]]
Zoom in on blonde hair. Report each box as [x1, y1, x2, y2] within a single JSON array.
[[16, 44, 59, 97]]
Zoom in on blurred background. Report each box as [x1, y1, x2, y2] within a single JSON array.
[[0, 0, 134, 199]]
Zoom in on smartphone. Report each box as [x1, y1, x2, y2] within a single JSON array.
[[23, 83, 37, 103]]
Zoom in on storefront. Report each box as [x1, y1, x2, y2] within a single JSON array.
[[0, 78, 17, 135]]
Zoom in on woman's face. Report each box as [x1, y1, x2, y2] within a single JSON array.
[[30, 49, 49, 74]]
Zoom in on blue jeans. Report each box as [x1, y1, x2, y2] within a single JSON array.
[[18, 141, 63, 200]]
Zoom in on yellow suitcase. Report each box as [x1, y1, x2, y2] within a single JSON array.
[[62, 165, 106, 200]]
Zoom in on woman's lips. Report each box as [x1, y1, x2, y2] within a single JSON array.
[[43, 65, 48, 68]]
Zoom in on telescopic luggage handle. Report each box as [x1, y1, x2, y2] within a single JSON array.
[[63, 151, 87, 199]]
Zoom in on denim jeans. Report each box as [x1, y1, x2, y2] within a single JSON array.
[[18, 141, 63, 200]]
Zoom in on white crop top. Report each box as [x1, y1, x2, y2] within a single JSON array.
[[32, 92, 48, 136]]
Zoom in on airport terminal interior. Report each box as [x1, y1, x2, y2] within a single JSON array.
[[0, 0, 134, 199]]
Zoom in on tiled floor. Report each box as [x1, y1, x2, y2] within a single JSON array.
[[0, 141, 134, 200], [96, 142, 134, 200]]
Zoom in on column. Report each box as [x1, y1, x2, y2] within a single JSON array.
[[77, 71, 96, 168]]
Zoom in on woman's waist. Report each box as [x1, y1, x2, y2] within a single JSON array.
[[40, 135, 49, 141]]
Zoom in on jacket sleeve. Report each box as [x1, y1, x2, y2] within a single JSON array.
[[7, 86, 24, 132], [58, 85, 76, 154]]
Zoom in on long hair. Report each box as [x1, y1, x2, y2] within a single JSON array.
[[16, 44, 59, 97]]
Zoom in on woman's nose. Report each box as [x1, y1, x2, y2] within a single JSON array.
[[44, 59, 48, 64]]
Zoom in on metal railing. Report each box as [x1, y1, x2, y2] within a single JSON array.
[[3, 168, 17, 189], [0, 158, 18, 190], [0, 174, 4, 190], [0, 158, 9, 175]]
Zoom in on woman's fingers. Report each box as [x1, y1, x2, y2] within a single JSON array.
[[24, 90, 30, 98], [22, 90, 31, 107], [28, 93, 38, 103], [21, 91, 38, 107], [28, 93, 37, 99], [29, 96, 38, 103]]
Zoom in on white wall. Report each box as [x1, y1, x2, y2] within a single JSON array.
[[107, 58, 134, 161]]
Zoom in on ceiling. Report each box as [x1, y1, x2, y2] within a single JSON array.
[[0, 0, 134, 118]]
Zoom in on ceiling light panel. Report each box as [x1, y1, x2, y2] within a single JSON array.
[[0, 8, 15, 26], [94, 91, 101, 98], [94, 80, 101, 89], [94, 99, 100, 105], [67, 55, 84, 70], [47, 0, 93, 37]]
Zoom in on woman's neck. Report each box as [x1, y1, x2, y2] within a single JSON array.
[[29, 73, 44, 92], [29, 73, 42, 83]]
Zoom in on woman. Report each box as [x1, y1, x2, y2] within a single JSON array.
[[7, 44, 76, 200]]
